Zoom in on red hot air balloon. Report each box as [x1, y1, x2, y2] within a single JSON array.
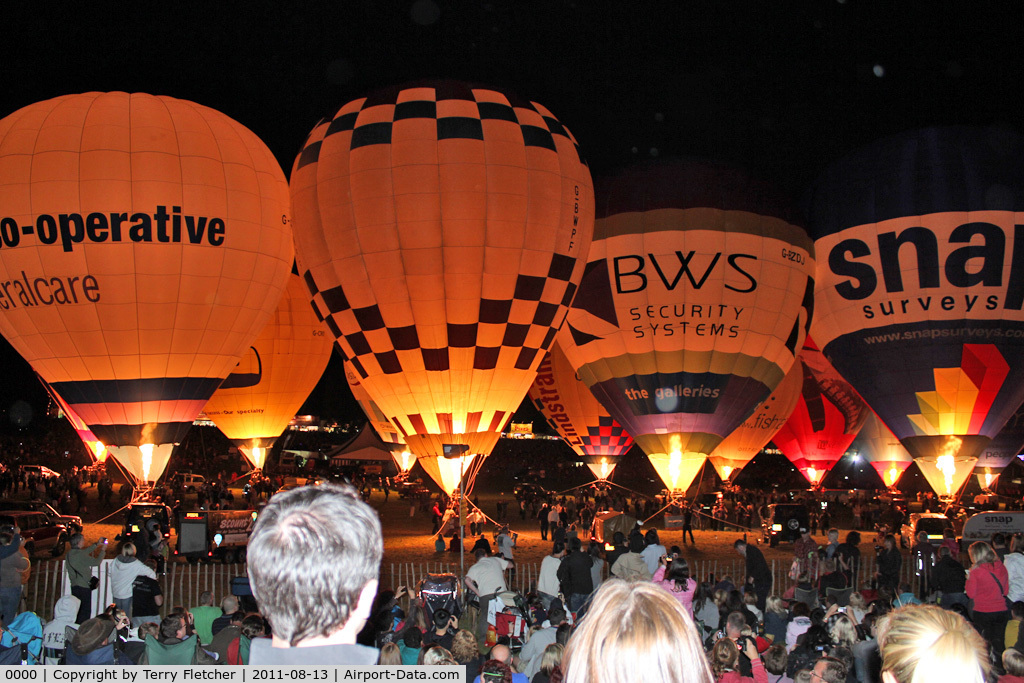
[[529, 337, 633, 480], [807, 127, 1024, 498], [772, 338, 870, 486], [290, 81, 593, 494], [558, 160, 814, 494], [0, 92, 293, 485]]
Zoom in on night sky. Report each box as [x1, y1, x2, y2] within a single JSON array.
[[1, 1, 1022, 427]]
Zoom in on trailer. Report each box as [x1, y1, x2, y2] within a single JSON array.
[[176, 509, 258, 564]]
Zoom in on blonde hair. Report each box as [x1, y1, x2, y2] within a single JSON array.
[[968, 541, 997, 567], [709, 638, 739, 678], [563, 580, 714, 683], [120, 542, 137, 558], [878, 604, 988, 683], [848, 592, 866, 610], [378, 642, 402, 665], [828, 613, 858, 648], [422, 645, 457, 665], [539, 643, 564, 676], [766, 595, 788, 617]]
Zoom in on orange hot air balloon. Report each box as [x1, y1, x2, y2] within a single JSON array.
[[291, 81, 593, 493], [851, 411, 913, 488], [529, 337, 633, 480], [41, 376, 107, 463], [343, 358, 414, 473], [0, 92, 293, 485], [708, 358, 803, 481], [202, 274, 332, 470], [772, 338, 870, 486]]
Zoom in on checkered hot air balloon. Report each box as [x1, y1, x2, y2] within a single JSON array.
[[807, 126, 1024, 498], [290, 81, 594, 493]]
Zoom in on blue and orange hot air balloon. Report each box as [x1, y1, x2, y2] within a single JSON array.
[[772, 338, 870, 486], [559, 160, 815, 494], [0, 92, 293, 485], [290, 81, 593, 495], [807, 126, 1024, 497], [529, 338, 633, 480]]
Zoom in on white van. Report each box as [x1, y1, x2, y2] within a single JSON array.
[[960, 511, 1024, 552]]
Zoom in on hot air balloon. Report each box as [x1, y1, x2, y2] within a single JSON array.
[[343, 358, 415, 474], [973, 405, 1024, 490], [0, 92, 293, 486], [772, 338, 870, 486], [528, 337, 633, 480], [201, 273, 333, 471], [40, 376, 108, 463], [559, 160, 815, 495], [708, 357, 803, 481], [851, 410, 913, 489], [807, 126, 1024, 498], [290, 81, 594, 496]]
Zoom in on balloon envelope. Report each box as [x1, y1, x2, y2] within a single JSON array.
[[528, 337, 633, 479], [807, 126, 1024, 496], [772, 338, 870, 485], [851, 410, 913, 488], [559, 160, 814, 493], [709, 357, 803, 480], [290, 81, 594, 495], [0, 92, 293, 483], [343, 358, 414, 473], [40, 376, 108, 463], [202, 274, 333, 469], [974, 405, 1024, 489]]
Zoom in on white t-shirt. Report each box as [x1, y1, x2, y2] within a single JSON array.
[[538, 555, 562, 596], [466, 556, 509, 596]]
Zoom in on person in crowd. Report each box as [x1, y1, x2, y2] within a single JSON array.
[[742, 591, 762, 624], [451, 629, 485, 681], [0, 527, 28, 625], [735, 538, 773, 612], [709, 636, 768, 682], [810, 656, 847, 683], [378, 642, 402, 665], [538, 504, 550, 541], [793, 529, 818, 579], [65, 614, 135, 665], [641, 529, 668, 576], [835, 531, 861, 588], [562, 579, 713, 683], [1001, 648, 1024, 683], [519, 603, 567, 680], [208, 611, 245, 663], [932, 544, 968, 609], [693, 582, 721, 641], [762, 644, 792, 683], [496, 524, 516, 562], [41, 594, 80, 664], [65, 533, 105, 624], [786, 624, 831, 677], [652, 555, 697, 616], [131, 560, 163, 628], [875, 535, 902, 593], [1006, 535, 1024, 605], [893, 583, 921, 607], [994, 533, 1010, 561], [823, 529, 840, 560], [847, 592, 867, 625], [817, 559, 847, 600], [191, 590, 222, 645], [422, 608, 457, 651], [763, 596, 788, 646], [825, 610, 858, 650], [246, 484, 383, 665], [588, 541, 605, 593], [465, 547, 511, 648], [478, 658, 514, 683], [532, 643, 564, 683], [108, 542, 156, 618], [485, 643, 528, 683], [909, 532, 935, 600], [1007, 601, 1024, 655], [558, 537, 594, 614], [785, 602, 812, 652], [210, 595, 241, 637], [611, 533, 652, 581], [537, 542, 565, 609], [878, 604, 988, 683], [605, 532, 629, 569], [137, 612, 218, 665], [965, 540, 1011, 662]]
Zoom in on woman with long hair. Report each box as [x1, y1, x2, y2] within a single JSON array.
[[693, 582, 720, 639], [534, 643, 565, 683], [653, 555, 698, 614], [965, 541, 1011, 661], [878, 604, 987, 683], [708, 637, 768, 683], [451, 629, 485, 681], [563, 580, 714, 683]]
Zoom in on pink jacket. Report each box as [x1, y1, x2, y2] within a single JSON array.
[[716, 658, 768, 683], [652, 566, 697, 615], [966, 560, 1009, 613]]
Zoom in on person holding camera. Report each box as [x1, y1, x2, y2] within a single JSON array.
[[422, 608, 458, 651], [67, 533, 106, 624]]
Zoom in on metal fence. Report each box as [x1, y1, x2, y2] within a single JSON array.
[[23, 550, 929, 621]]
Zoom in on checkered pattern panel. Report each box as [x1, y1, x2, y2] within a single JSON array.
[[582, 415, 633, 457]]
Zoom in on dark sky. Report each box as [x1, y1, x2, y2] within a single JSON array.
[[1, 1, 1022, 425]]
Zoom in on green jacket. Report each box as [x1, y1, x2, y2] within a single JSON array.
[[66, 543, 103, 588]]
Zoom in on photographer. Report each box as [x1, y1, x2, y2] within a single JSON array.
[[421, 608, 457, 650], [67, 533, 107, 623]]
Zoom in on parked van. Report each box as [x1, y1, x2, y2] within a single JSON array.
[[960, 511, 1024, 552]]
